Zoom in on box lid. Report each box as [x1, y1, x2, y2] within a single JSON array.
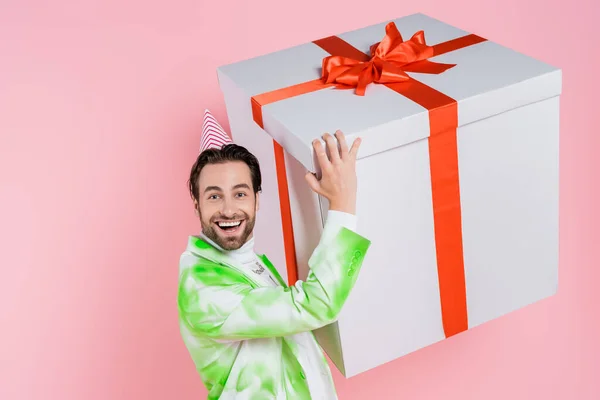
[[217, 13, 562, 172]]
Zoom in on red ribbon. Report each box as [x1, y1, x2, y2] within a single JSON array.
[[321, 23, 456, 95]]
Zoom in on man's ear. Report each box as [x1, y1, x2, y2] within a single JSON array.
[[255, 192, 260, 212], [193, 201, 199, 216]]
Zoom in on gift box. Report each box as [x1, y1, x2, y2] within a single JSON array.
[[216, 13, 561, 378]]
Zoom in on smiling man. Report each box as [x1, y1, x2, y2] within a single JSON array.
[[177, 110, 371, 399]]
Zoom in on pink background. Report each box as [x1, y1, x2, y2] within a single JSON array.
[[1, 0, 598, 399]]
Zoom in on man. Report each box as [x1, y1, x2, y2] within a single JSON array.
[[177, 110, 371, 399]]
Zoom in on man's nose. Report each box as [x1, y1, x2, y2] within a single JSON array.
[[220, 197, 236, 217]]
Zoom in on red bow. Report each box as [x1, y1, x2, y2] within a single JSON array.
[[320, 22, 456, 95]]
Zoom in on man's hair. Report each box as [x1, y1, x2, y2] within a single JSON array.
[[188, 144, 262, 202]]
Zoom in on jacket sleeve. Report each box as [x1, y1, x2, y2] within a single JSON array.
[[177, 214, 371, 341]]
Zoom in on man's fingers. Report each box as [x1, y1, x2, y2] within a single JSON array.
[[312, 139, 331, 170], [304, 171, 321, 194], [335, 130, 349, 160], [322, 133, 341, 163], [349, 137, 362, 159]]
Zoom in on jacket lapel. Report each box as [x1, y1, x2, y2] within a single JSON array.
[[186, 236, 262, 287], [187, 236, 288, 288], [258, 254, 288, 287]]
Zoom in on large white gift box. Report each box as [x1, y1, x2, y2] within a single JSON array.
[[216, 13, 561, 378]]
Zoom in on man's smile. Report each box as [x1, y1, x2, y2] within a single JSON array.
[[215, 219, 246, 235]]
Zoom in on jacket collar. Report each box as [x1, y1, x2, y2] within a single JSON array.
[[186, 235, 288, 287]]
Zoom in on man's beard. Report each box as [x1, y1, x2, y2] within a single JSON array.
[[200, 211, 255, 251]]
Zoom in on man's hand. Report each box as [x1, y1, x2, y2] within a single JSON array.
[[305, 130, 361, 215]]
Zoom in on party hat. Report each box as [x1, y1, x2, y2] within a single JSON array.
[[200, 109, 232, 152]]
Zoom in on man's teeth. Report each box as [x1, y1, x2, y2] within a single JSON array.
[[218, 221, 242, 227]]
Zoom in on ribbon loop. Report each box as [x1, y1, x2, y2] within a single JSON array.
[[320, 22, 455, 95]]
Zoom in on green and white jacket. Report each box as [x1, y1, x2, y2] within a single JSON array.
[[177, 211, 371, 399]]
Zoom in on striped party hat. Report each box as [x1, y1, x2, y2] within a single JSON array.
[[200, 109, 232, 152]]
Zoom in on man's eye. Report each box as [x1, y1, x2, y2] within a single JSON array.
[[209, 194, 220, 200], [236, 192, 247, 198]]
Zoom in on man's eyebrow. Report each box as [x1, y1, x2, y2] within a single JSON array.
[[203, 185, 222, 194], [203, 183, 250, 194], [232, 183, 251, 190]]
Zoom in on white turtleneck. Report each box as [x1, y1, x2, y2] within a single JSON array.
[[199, 231, 281, 286], [199, 210, 358, 287]]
